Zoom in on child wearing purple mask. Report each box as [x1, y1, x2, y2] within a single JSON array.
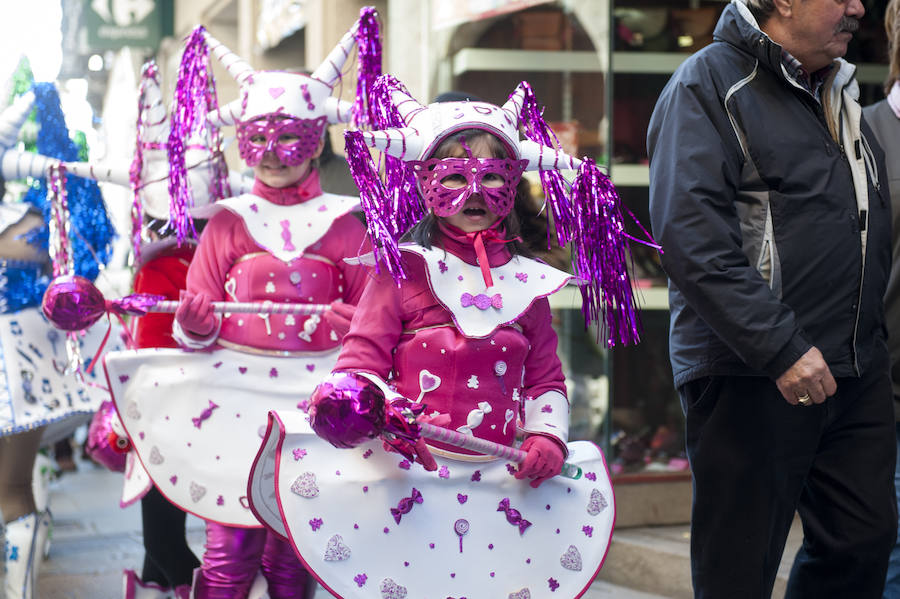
[[243, 77, 656, 598]]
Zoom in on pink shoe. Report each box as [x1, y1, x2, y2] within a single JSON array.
[[122, 569, 171, 599]]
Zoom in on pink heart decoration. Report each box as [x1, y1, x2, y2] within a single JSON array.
[[508, 590, 531, 599], [269, 87, 285, 99], [323, 534, 351, 561], [418, 370, 441, 393], [457, 493, 467, 504], [169, 475, 177, 485], [560, 545, 583, 571], [149, 446, 164, 465], [118, 374, 130, 383], [291, 472, 319, 498], [379, 578, 407, 599], [189, 481, 207, 503], [587, 488, 608, 516], [306, 364, 315, 372], [238, 367, 248, 374]]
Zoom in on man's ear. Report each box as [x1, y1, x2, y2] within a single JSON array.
[[772, 0, 793, 18]]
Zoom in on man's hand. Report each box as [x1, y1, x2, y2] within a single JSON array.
[[775, 347, 836, 406]]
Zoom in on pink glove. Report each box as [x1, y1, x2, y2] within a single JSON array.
[[515, 435, 565, 488], [323, 300, 356, 339], [175, 291, 217, 338]]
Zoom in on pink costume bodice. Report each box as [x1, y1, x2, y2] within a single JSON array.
[[335, 224, 570, 456], [183, 172, 370, 354]]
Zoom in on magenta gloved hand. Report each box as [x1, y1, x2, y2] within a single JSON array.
[[323, 300, 356, 339], [175, 290, 217, 338], [515, 435, 565, 488], [382, 436, 439, 472]]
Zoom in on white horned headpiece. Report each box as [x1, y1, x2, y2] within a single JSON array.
[[345, 76, 659, 346], [167, 7, 381, 243], [131, 60, 251, 259]]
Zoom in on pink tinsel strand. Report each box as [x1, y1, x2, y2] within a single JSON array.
[[371, 75, 422, 237], [47, 165, 72, 278], [351, 6, 382, 130], [344, 130, 406, 283], [129, 61, 160, 265], [571, 158, 642, 346], [514, 82, 576, 247], [167, 26, 211, 246]]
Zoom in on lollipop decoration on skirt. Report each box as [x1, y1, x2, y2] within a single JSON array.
[[309, 372, 583, 479]]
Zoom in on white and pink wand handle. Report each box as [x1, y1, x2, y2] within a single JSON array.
[[41, 274, 330, 332], [418, 422, 583, 480]]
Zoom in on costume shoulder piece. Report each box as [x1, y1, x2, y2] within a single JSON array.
[[216, 193, 360, 262], [403, 244, 573, 338]]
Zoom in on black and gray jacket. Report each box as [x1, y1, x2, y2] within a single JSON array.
[[647, 0, 891, 388]]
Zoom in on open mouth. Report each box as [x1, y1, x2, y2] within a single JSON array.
[[463, 207, 486, 217]]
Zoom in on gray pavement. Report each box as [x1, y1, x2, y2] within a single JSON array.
[[37, 455, 669, 598]]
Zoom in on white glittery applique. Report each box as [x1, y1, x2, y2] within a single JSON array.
[[323, 534, 352, 561], [189, 481, 207, 503], [466, 375, 479, 389], [508, 589, 531, 599], [149, 446, 164, 465], [125, 401, 141, 420], [380, 578, 408, 599], [587, 488, 608, 516], [291, 471, 320, 498], [457, 401, 492, 436], [297, 314, 321, 342], [560, 545, 583, 571]]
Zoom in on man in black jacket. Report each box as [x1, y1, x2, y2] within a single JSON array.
[[648, 0, 896, 597]]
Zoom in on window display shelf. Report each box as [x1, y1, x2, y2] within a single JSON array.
[[611, 163, 649, 187], [451, 48, 606, 76], [548, 285, 668, 311]]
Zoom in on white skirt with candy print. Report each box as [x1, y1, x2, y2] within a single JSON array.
[[249, 410, 615, 599], [104, 346, 338, 527]]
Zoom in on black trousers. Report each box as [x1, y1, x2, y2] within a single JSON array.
[[679, 357, 897, 599], [141, 485, 201, 587]]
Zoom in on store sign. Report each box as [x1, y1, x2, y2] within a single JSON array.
[[85, 0, 172, 50], [431, 0, 554, 30]]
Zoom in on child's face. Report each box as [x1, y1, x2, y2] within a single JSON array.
[[423, 136, 524, 234]]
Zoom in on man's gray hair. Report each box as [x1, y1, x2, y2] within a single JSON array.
[[744, 0, 776, 22]]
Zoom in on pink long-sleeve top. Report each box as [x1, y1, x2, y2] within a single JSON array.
[[182, 171, 370, 353], [335, 222, 569, 453]]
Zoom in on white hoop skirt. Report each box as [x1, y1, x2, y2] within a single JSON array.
[[103, 346, 339, 527], [248, 411, 615, 599]]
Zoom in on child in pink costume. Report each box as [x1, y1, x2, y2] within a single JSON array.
[[333, 129, 569, 482], [149, 14, 376, 599], [244, 78, 649, 598]]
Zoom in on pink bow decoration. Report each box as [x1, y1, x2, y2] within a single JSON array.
[[390, 487, 423, 524], [497, 497, 532, 535], [192, 400, 220, 429], [460, 292, 503, 310]]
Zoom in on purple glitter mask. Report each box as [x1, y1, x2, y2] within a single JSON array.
[[409, 156, 527, 218], [237, 115, 327, 167]]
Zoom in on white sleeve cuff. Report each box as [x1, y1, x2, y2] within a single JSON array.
[[520, 390, 569, 445], [172, 317, 221, 349]]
